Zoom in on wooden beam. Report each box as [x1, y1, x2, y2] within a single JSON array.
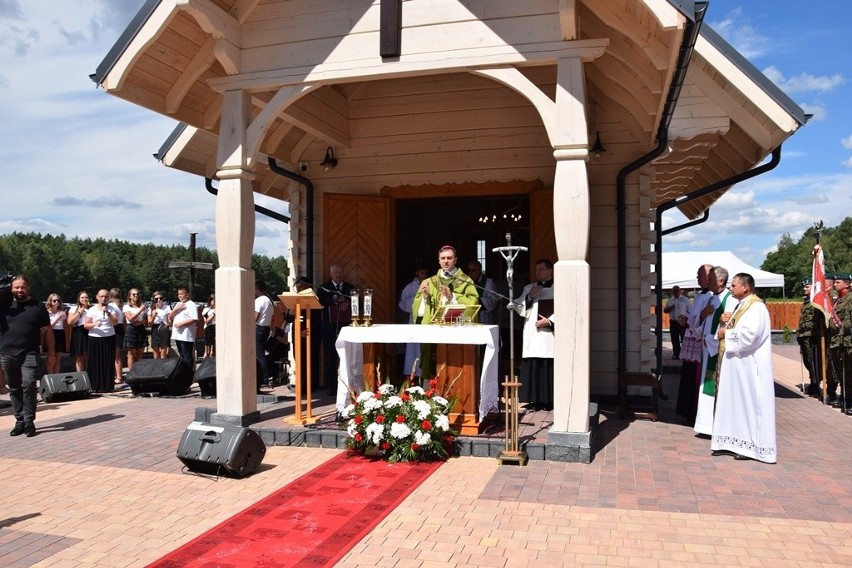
[[379, 0, 402, 58], [559, 0, 577, 40], [207, 39, 608, 93], [176, 0, 242, 45], [166, 36, 215, 113], [229, 0, 261, 24], [214, 38, 240, 75]]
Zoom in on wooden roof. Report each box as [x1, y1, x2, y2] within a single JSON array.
[[93, 0, 806, 217]]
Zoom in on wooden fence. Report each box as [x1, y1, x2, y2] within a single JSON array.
[[660, 301, 802, 331]]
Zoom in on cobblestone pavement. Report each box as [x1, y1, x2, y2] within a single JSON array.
[[0, 344, 849, 567]]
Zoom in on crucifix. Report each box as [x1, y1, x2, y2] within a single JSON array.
[[380, 0, 402, 58], [168, 233, 213, 297]]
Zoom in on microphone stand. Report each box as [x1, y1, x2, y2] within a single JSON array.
[[493, 233, 528, 466]]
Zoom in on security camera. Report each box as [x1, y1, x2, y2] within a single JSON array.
[[299, 161, 308, 172]]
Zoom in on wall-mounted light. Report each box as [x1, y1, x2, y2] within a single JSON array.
[[320, 147, 338, 171], [591, 131, 607, 158]]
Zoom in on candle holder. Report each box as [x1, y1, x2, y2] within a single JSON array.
[[362, 289, 373, 327], [349, 288, 361, 327]]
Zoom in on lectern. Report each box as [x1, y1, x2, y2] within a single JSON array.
[[278, 290, 322, 424]]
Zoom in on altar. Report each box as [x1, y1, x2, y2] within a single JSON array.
[[335, 324, 500, 434]]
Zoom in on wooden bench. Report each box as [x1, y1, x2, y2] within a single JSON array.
[[618, 372, 659, 421]]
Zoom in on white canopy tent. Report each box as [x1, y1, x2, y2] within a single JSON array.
[[662, 251, 785, 290]]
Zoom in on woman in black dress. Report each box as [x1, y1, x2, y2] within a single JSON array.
[[67, 291, 91, 372]]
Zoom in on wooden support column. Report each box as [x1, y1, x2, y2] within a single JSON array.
[[212, 88, 259, 425], [550, 56, 591, 439]]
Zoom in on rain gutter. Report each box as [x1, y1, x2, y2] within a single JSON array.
[[267, 157, 315, 281], [615, 2, 707, 377], [653, 146, 782, 377]]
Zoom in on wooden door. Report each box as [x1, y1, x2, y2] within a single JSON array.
[[323, 193, 395, 380]]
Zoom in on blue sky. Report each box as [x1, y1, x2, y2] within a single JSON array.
[[0, 1, 849, 266]]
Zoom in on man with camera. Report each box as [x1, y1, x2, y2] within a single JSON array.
[[0, 274, 54, 437]]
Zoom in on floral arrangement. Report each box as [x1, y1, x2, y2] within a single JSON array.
[[342, 377, 457, 462]]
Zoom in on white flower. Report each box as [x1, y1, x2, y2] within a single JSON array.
[[435, 415, 449, 431], [412, 399, 432, 420], [341, 404, 355, 418], [347, 421, 358, 437], [378, 383, 396, 395], [384, 396, 403, 408], [390, 422, 412, 439], [414, 430, 431, 446], [363, 397, 383, 412], [405, 386, 425, 395], [356, 391, 375, 403], [366, 423, 384, 445], [432, 395, 448, 407]]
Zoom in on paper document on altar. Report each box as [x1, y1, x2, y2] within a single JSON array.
[[431, 304, 481, 324]]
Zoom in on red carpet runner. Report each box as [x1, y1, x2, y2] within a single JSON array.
[[147, 452, 443, 567]]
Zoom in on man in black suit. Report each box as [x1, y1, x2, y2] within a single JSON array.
[[316, 264, 354, 395]]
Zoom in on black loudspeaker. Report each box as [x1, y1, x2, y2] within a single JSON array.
[[125, 358, 192, 396], [193, 357, 216, 397], [176, 422, 266, 478], [40, 372, 91, 403]]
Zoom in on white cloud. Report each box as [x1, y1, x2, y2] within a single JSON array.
[[843, 156, 852, 168], [842, 135, 852, 150], [709, 9, 770, 59], [763, 65, 845, 94]]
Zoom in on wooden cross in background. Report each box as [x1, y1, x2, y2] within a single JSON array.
[[168, 233, 213, 298]]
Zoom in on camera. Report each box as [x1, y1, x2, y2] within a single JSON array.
[[0, 272, 14, 304]]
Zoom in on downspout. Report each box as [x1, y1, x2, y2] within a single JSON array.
[[204, 178, 291, 224], [615, 3, 707, 377], [266, 157, 315, 281], [654, 146, 782, 376]]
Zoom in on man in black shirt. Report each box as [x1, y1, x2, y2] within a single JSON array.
[[0, 275, 54, 437]]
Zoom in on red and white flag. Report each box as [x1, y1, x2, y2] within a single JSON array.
[[811, 244, 833, 325]]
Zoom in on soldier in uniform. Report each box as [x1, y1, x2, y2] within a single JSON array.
[[797, 278, 820, 396], [829, 273, 852, 413]]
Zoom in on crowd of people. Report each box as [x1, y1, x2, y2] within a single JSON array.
[[797, 272, 852, 413], [669, 265, 777, 463]]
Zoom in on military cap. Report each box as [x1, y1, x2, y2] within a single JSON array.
[[802, 277, 812, 285], [825, 272, 836, 280]]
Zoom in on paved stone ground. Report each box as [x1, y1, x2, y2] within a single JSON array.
[[0, 343, 850, 567]]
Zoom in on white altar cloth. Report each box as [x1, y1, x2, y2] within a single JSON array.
[[335, 324, 500, 419]]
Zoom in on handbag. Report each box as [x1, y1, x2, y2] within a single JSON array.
[[680, 335, 702, 363]]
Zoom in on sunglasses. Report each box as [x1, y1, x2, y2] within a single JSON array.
[[51, 299, 61, 303]]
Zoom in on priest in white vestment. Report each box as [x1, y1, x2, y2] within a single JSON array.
[[694, 266, 737, 436], [711, 273, 777, 463]]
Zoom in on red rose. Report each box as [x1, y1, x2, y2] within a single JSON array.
[[375, 415, 385, 424], [401, 392, 410, 401], [429, 379, 438, 389], [396, 415, 405, 423], [374, 392, 381, 399], [411, 443, 420, 451], [381, 442, 390, 450], [355, 433, 363, 442], [354, 415, 363, 424], [421, 420, 432, 430], [426, 389, 435, 398]]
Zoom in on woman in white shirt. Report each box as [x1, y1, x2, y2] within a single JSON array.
[[109, 288, 125, 384], [147, 291, 172, 359], [84, 289, 119, 393], [122, 288, 149, 373], [202, 294, 216, 358], [45, 293, 67, 374], [67, 291, 91, 372]]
